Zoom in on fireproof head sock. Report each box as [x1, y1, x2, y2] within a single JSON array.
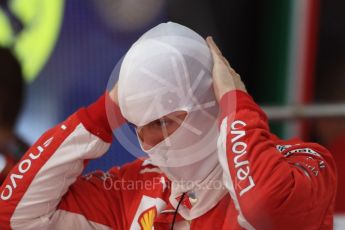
[[118, 22, 219, 181]]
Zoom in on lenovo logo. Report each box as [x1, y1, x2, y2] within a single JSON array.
[[0, 137, 53, 201], [230, 120, 255, 196]]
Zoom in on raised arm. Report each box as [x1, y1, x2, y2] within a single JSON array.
[[217, 90, 336, 229], [0, 93, 125, 230], [206, 37, 337, 229]]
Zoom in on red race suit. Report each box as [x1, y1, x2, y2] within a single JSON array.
[[0, 90, 337, 229]]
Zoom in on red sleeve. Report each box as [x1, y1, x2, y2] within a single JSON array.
[[0, 93, 125, 230], [79, 92, 126, 141], [217, 90, 337, 229], [55, 169, 127, 229]]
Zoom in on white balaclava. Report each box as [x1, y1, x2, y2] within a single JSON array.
[[118, 22, 220, 184]]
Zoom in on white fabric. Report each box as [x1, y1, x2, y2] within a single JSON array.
[[118, 21, 218, 173], [0, 154, 6, 173], [169, 164, 227, 221], [174, 220, 191, 230], [118, 22, 224, 219], [334, 215, 345, 230], [10, 124, 110, 229], [129, 195, 167, 229]]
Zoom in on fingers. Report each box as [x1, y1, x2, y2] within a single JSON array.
[[206, 37, 224, 68], [206, 36, 232, 69], [206, 36, 222, 56], [206, 36, 247, 94]]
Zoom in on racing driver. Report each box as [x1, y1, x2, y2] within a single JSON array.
[[0, 22, 337, 230]]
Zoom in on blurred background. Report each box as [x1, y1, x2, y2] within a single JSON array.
[[0, 0, 344, 227]]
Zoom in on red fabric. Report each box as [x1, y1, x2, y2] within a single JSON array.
[[219, 90, 268, 126], [0, 91, 337, 229], [218, 90, 336, 229], [0, 117, 80, 229], [80, 92, 126, 143]]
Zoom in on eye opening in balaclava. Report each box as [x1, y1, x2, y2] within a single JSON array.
[[136, 110, 188, 151]]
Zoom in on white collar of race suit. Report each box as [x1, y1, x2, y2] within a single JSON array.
[[168, 162, 227, 220]]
